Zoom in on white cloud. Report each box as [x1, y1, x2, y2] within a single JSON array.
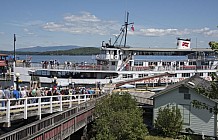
[[23, 28, 35, 35], [137, 28, 182, 36], [42, 12, 218, 38], [203, 30, 218, 36], [43, 12, 119, 35], [64, 12, 101, 22]]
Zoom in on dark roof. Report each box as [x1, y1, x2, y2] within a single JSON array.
[[122, 47, 213, 52], [152, 74, 212, 99]]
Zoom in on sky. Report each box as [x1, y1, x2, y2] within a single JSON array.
[[0, 0, 218, 51]]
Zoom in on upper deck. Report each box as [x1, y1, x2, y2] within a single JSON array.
[[121, 47, 215, 56]]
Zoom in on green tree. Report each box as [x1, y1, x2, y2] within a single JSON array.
[[154, 105, 183, 138], [192, 77, 218, 113], [209, 41, 218, 52], [90, 92, 148, 140]]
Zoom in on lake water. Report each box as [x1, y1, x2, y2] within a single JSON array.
[[14, 54, 188, 64], [16, 55, 95, 63]]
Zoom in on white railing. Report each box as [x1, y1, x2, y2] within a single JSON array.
[[0, 94, 97, 127]]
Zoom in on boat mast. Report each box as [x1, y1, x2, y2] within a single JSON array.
[[112, 12, 134, 47], [124, 12, 134, 47]]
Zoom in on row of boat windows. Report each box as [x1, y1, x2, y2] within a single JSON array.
[[122, 72, 213, 79], [133, 61, 209, 66]]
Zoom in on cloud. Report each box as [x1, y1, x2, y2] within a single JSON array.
[[137, 28, 183, 36], [23, 28, 35, 35], [130, 27, 218, 37], [64, 11, 101, 22], [42, 12, 218, 38], [43, 12, 119, 35]]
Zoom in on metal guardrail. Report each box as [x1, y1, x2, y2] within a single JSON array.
[[0, 94, 106, 140]]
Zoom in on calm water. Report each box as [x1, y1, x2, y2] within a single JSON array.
[[16, 55, 95, 64], [14, 54, 188, 64]]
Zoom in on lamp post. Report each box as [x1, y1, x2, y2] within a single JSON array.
[[15, 73, 20, 90], [14, 34, 16, 63]]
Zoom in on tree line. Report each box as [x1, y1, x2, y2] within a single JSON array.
[[2, 47, 101, 55]]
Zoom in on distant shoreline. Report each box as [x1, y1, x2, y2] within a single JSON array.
[[2, 47, 100, 56]]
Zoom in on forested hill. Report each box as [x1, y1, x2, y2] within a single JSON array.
[[39, 47, 100, 55], [3, 47, 101, 55]]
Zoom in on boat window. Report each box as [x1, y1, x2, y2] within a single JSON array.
[[138, 74, 148, 78], [114, 50, 117, 55], [148, 62, 157, 66], [189, 61, 196, 65], [112, 62, 115, 65], [127, 74, 133, 78], [123, 74, 127, 78], [134, 61, 143, 66], [122, 74, 133, 78], [182, 73, 190, 77], [201, 61, 209, 65], [180, 62, 184, 65], [35, 70, 50, 76], [199, 72, 203, 76]]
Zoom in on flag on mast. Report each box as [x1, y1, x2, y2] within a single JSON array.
[[131, 25, 134, 31]]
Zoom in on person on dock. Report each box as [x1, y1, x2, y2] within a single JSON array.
[[0, 87, 5, 107], [12, 88, 20, 105], [20, 87, 27, 104], [4, 86, 10, 106]]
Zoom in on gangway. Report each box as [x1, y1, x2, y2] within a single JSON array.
[[0, 95, 106, 140], [115, 72, 174, 87], [117, 54, 132, 71]]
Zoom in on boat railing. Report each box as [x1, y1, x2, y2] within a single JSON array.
[[129, 65, 213, 71], [14, 61, 215, 72], [15, 62, 105, 71]]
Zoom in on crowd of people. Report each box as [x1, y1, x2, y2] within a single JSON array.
[[0, 85, 96, 107], [41, 60, 60, 69]]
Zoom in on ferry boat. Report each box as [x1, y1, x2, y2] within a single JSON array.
[[13, 14, 218, 88]]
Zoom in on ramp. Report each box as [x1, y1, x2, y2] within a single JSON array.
[[115, 72, 174, 87]]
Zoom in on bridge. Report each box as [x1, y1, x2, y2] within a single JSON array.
[[0, 87, 153, 140]]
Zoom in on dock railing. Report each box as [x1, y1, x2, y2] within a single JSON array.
[[0, 94, 106, 140], [0, 94, 99, 127]]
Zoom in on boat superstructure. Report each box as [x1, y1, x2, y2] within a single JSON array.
[[13, 13, 218, 88]]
